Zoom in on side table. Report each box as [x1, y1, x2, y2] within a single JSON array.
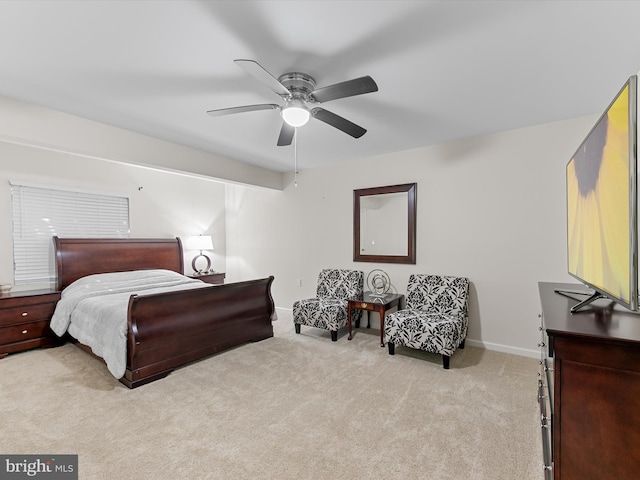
[[189, 272, 225, 285], [347, 292, 403, 347], [0, 289, 62, 358]]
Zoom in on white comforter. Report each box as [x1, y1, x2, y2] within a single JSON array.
[[50, 269, 211, 379]]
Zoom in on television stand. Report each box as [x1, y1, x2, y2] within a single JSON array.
[[553, 288, 607, 313], [539, 282, 640, 479]]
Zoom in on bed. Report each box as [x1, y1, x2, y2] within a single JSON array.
[[51, 236, 276, 388]]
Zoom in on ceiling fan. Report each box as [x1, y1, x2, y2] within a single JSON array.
[[206, 59, 378, 146]]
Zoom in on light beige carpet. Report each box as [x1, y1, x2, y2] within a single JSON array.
[[1, 311, 542, 479]]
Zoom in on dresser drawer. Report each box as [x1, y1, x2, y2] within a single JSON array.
[[0, 290, 60, 356], [0, 320, 54, 344], [0, 302, 57, 327]]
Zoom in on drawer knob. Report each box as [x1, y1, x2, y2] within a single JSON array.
[[361, 303, 368, 308], [21, 329, 28, 334], [21, 312, 28, 317]]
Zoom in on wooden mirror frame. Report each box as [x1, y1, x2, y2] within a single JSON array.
[[353, 183, 416, 264]]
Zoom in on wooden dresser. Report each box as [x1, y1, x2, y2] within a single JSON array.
[[0, 289, 61, 358], [538, 282, 640, 480]]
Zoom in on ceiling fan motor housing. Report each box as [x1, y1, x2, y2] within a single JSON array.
[[278, 72, 317, 100]]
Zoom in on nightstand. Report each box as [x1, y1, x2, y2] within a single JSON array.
[[347, 292, 404, 347], [189, 272, 225, 285], [0, 289, 62, 358]]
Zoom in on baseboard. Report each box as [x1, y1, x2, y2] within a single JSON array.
[[465, 338, 539, 359], [275, 306, 292, 319], [276, 306, 540, 359]]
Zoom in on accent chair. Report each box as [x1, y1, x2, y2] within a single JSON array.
[[293, 269, 364, 341], [384, 274, 470, 368]]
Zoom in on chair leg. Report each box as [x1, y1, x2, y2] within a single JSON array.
[[330, 330, 338, 342], [388, 342, 395, 355], [442, 355, 450, 369], [295, 324, 301, 334], [460, 338, 466, 349]]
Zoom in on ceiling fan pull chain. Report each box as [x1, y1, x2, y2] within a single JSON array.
[[294, 128, 298, 188]]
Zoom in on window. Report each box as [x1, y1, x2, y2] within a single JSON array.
[[11, 182, 130, 285]]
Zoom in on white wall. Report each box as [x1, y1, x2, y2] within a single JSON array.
[[0, 95, 282, 190], [0, 94, 288, 291], [0, 91, 603, 357], [0, 141, 228, 290], [225, 115, 599, 357]]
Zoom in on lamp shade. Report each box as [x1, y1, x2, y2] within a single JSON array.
[[185, 235, 213, 251]]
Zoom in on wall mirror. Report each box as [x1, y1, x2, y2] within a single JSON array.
[[353, 183, 416, 264]]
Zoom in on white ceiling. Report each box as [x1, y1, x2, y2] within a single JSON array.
[[1, 0, 640, 173]]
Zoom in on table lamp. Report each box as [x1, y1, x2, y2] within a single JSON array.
[[185, 235, 214, 275]]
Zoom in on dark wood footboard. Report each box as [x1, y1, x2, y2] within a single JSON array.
[[123, 276, 275, 388]]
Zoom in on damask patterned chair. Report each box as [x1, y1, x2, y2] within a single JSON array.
[[384, 274, 469, 369], [293, 269, 364, 341]]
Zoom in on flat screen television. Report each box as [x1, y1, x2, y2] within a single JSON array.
[[562, 75, 638, 312]]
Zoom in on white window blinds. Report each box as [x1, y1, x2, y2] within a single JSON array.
[[11, 183, 130, 285]]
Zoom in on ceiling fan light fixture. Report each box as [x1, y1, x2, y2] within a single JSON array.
[[207, 60, 377, 146], [281, 104, 310, 127]]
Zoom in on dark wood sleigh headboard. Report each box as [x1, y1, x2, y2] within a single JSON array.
[[54, 237, 185, 291]]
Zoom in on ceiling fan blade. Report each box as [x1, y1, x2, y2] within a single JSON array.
[[310, 76, 378, 103], [277, 122, 295, 146], [234, 59, 291, 97], [311, 108, 367, 138], [206, 104, 279, 117]]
